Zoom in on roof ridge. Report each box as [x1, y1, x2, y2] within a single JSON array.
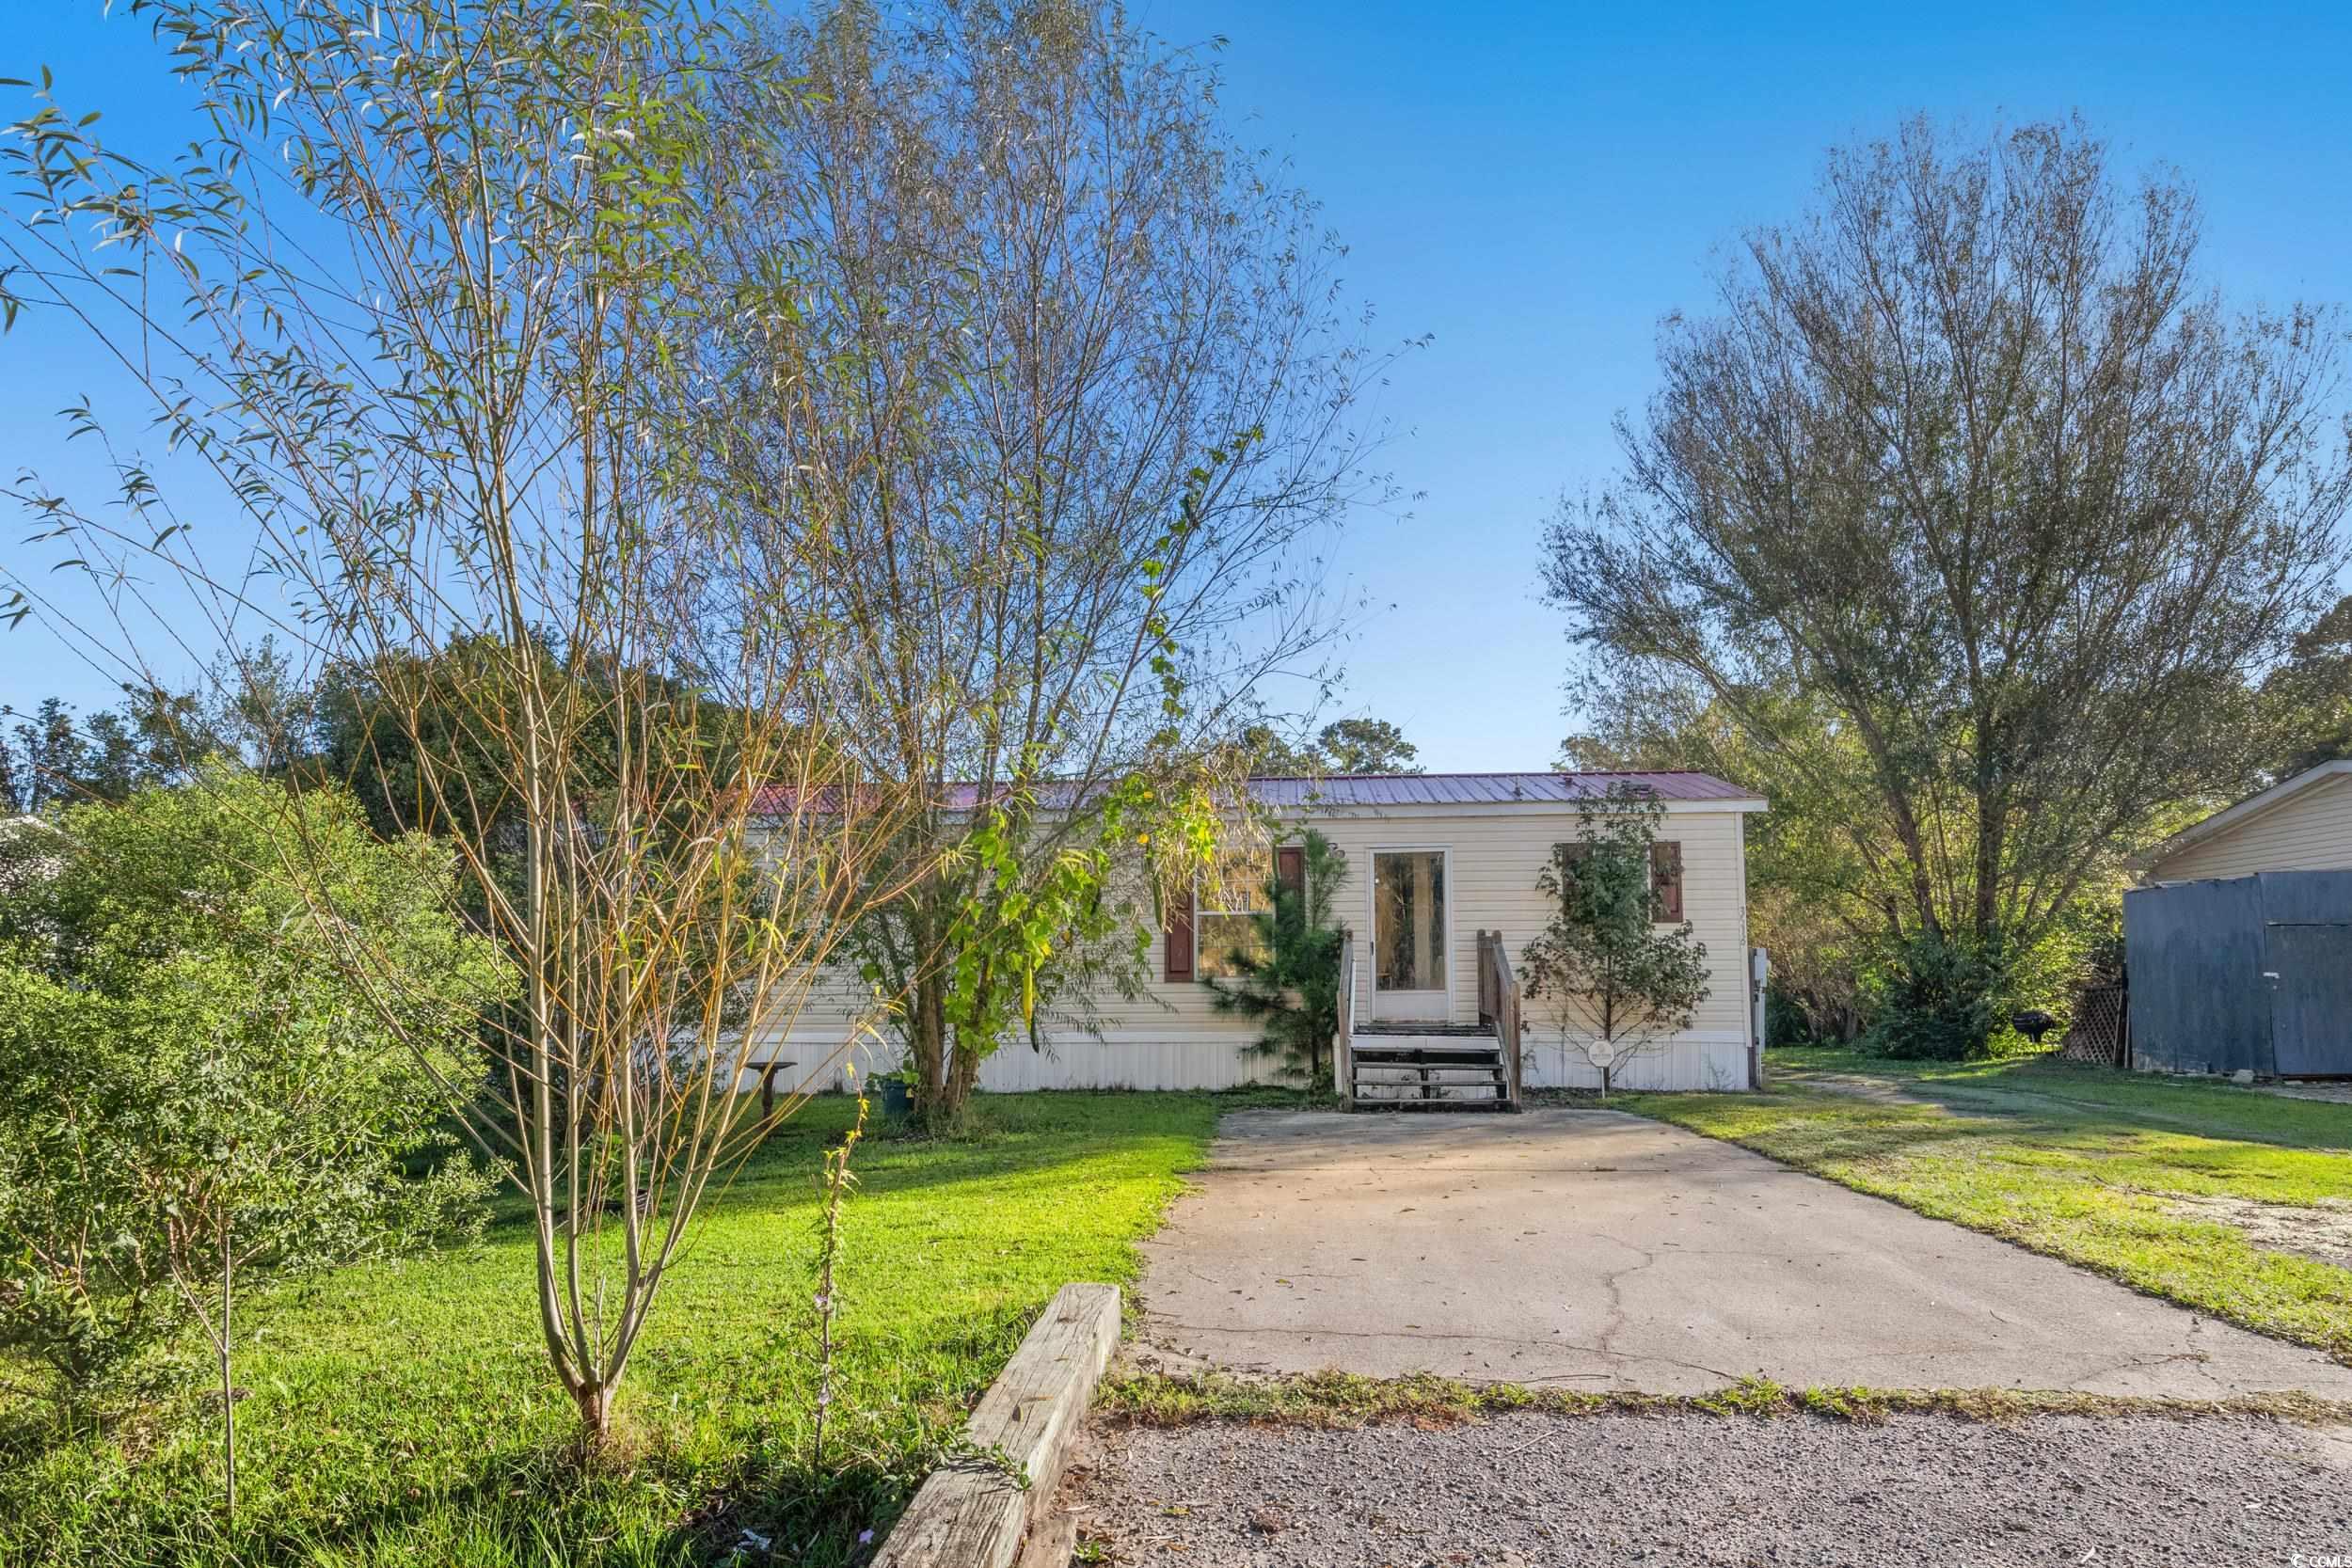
[[1243, 768, 1717, 782]]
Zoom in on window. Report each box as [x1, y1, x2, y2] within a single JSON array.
[[1650, 841, 1684, 923], [1549, 839, 1683, 923], [1197, 845, 1273, 979]]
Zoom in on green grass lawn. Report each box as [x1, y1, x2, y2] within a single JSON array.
[[0, 1092, 1228, 1568], [1620, 1050, 2352, 1363]]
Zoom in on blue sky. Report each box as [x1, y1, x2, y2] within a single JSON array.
[[7, 1, 2351, 768]]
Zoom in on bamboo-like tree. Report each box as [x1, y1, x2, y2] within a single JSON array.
[[1545, 117, 2352, 1051], [703, 0, 1411, 1123], [0, 0, 920, 1441]]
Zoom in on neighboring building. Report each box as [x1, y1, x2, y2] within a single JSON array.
[[751, 771, 1768, 1101], [2142, 759, 2352, 882], [2126, 760, 2352, 1079]]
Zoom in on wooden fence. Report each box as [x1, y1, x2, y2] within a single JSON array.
[[2058, 982, 2129, 1069]]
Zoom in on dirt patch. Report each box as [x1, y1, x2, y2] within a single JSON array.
[[2169, 1194, 2352, 1272]]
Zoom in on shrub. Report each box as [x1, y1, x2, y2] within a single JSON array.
[[1862, 933, 2010, 1060], [0, 767, 508, 1416]]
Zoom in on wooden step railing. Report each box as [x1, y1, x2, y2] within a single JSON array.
[[1334, 924, 1355, 1109], [1476, 929, 1524, 1109], [1335, 928, 1520, 1114]]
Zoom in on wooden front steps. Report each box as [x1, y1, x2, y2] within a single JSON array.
[[1332, 930, 1526, 1112], [1345, 1029, 1516, 1112]]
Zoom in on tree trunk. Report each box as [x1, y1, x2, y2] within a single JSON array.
[[574, 1380, 614, 1442], [1973, 785, 2008, 947], [909, 965, 948, 1117], [945, 1028, 983, 1117]]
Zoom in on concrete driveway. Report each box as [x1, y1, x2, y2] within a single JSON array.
[[1135, 1107, 2352, 1398]]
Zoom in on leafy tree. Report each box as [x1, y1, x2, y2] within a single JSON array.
[[307, 634, 761, 939], [0, 768, 503, 1490], [1545, 117, 2350, 1055], [2, 701, 82, 812], [3, 641, 316, 812], [716, 0, 1405, 1125], [2258, 593, 2352, 778], [1311, 719, 1422, 776], [1236, 716, 1422, 776], [1565, 679, 1892, 1044], [1519, 784, 1709, 1097], [1202, 831, 1351, 1085], [1565, 673, 2163, 1053], [0, 697, 155, 810], [1234, 722, 1320, 777]]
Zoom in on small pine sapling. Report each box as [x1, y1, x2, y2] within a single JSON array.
[[1201, 831, 1350, 1086]]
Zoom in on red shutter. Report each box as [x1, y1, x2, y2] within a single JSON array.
[[1275, 845, 1306, 899], [1650, 841, 1684, 922], [1163, 879, 1196, 981]]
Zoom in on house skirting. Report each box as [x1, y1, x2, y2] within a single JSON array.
[[733, 1028, 1753, 1097]]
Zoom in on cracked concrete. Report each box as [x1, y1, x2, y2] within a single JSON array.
[[1134, 1107, 2352, 1397]]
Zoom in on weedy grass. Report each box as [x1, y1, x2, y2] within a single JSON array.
[[1097, 1370, 2352, 1429], [0, 1091, 1232, 1568], [1771, 1047, 2352, 1147], [1617, 1052, 2352, 1362]]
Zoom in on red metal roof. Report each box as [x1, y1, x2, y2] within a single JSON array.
[[751, 770, 1762, 816], [1243, 771, 1763, 808]]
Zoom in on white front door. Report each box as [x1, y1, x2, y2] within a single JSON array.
[[1370, 848, 1450, 1022]]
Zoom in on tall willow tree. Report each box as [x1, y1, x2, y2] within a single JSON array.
[[1546, 117, 2352, 1048], [0, 0, 920, 1439], [704, 1, 1408, 1122]]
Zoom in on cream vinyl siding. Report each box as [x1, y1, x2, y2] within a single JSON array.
[[746, 800, 1759, 1094], [2152, 773, 2352, 882]]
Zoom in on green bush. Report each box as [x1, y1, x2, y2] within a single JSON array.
[[0, 766, 509, 1415], [1862, 933, 2010, 1060]]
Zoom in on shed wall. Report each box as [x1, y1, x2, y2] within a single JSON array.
[[2124, 877, 2272, 1076], [2124, 870, 2352, 1077]]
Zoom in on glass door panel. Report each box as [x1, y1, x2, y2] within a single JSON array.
[[1372, 850, 1447, 1020]]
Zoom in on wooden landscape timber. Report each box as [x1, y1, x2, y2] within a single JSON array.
[[869, 1282, 1121, 1568]]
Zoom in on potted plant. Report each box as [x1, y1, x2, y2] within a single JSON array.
[[878, 1063, 916, 1122]]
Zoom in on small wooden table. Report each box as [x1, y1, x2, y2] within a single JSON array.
[[754, 1057, 798, 1123]]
